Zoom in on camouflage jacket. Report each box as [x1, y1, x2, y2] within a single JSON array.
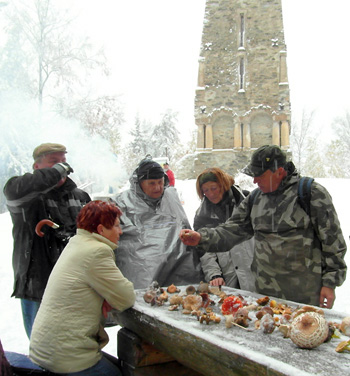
[[198, 172, 347, 305]]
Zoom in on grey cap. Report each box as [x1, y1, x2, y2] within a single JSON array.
[[242, 145, 287, 177]]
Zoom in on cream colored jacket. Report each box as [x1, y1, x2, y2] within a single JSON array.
[[29, 229, 135, 373]]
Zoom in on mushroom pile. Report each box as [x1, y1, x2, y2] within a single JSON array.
[[142, 283, 350, 353]]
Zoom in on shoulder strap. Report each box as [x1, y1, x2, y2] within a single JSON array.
[[298, 177, 314, 216], [248, 187, 260, 212], [231, 185, 246, 205], [248, 178, 314, 216]]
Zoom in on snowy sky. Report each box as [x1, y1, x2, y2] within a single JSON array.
[[67, 0, 350, 140], [2, 0, 350, 141], [69, 0, 206, 138], [282, 0, 350, 128]]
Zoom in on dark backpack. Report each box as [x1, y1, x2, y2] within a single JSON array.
[[249, 176, 314, 216]]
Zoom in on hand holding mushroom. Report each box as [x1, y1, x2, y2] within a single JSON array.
[[179, 229, 201, 246]]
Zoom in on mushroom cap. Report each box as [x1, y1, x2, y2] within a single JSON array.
[[182, 294, 203, 311], [340, 316, 350, 336], [167, 284, 178, 293], [186, 285, 196, 295], [197, 281, 209, 293], [289, 311, 329, 349], [169, 294, 183, 306]]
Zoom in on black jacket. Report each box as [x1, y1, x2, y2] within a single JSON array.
[[193, 185, 246, 230], [3, 166, 91, 301]]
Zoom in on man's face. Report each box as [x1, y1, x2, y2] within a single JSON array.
[[253, 168, 285, 193], [140, 178, 164, 199], [34, 152, 67, 170]]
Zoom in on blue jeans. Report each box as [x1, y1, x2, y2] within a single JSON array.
[[62, 355, 122, 376], [21, 299, 41, 339]]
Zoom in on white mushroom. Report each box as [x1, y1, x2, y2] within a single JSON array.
[[289, 311, 329, 349], [340, 316, 350, 336]]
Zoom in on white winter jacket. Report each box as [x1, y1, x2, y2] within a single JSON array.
[[29, 229, 135, 373]]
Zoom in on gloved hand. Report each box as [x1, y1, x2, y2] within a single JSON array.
[[53, 162, 74, 175]]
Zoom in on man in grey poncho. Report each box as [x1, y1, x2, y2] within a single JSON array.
[[115, 157, 201, 289], [180, 145, 347, 308]]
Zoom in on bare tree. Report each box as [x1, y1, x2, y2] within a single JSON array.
[[121, 115, 154, 175], [327, 111, 350, 177], [58, 95, 125, 155], [150, 109, 180, 160], [1, 0, 107, 108], [332, 110, 350, 150], [290, 108, 317, 175], [324, 140, 349, 178]]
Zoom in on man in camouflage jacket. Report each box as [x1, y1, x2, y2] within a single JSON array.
[[180, 145, 347, 308]]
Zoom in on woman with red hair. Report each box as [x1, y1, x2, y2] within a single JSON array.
[[29, 200, 135, 376]]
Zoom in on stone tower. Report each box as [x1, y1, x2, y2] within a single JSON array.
[[178, 0, 290, 179]]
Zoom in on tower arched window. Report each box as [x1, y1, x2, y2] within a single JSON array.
[[239, 58, 245, 90], [279, 121, 282, 146]]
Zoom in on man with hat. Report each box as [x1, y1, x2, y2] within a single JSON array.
[[180, 145, 347, 308], [113, 156, 201, 289], [3, 143, 91, 338]]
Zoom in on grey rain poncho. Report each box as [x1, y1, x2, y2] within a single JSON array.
[[114, 171, 201, 289]]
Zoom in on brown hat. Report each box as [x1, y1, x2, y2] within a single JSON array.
[[33, 143, 67, 161]]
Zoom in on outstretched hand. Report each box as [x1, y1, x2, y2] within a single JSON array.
[[319, 286, 335, 309], [179, 229, 201, 246]]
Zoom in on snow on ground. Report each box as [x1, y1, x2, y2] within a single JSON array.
[[0, 178, 349, 358]]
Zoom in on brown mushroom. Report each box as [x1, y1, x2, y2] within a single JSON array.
[[335, 340, 350, 353], [143, 290, 157, 305], [186, 285, 196, 295], [256, 296, 270, 306], [197, 281, 209, 293], [167, 284, 180, 293], [182, 294, 203, 311], [169, 294, 183, 306], [168, 304, 179, 311], [233, 308, 251, 328], [209, 286, 221, 295], [260, 313, 275, 334], [158, 290, 168, 302]]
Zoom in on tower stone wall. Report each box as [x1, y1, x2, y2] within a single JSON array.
[[176, 0, 290, 179]]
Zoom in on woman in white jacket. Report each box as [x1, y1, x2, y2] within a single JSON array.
[[30, 200, 136, 376]]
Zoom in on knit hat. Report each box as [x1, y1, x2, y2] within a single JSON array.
[[136, 159, 165, 181], [198, 172, 218, 187], [242, 145, 287, 177], [33, 143, 67, 161]]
